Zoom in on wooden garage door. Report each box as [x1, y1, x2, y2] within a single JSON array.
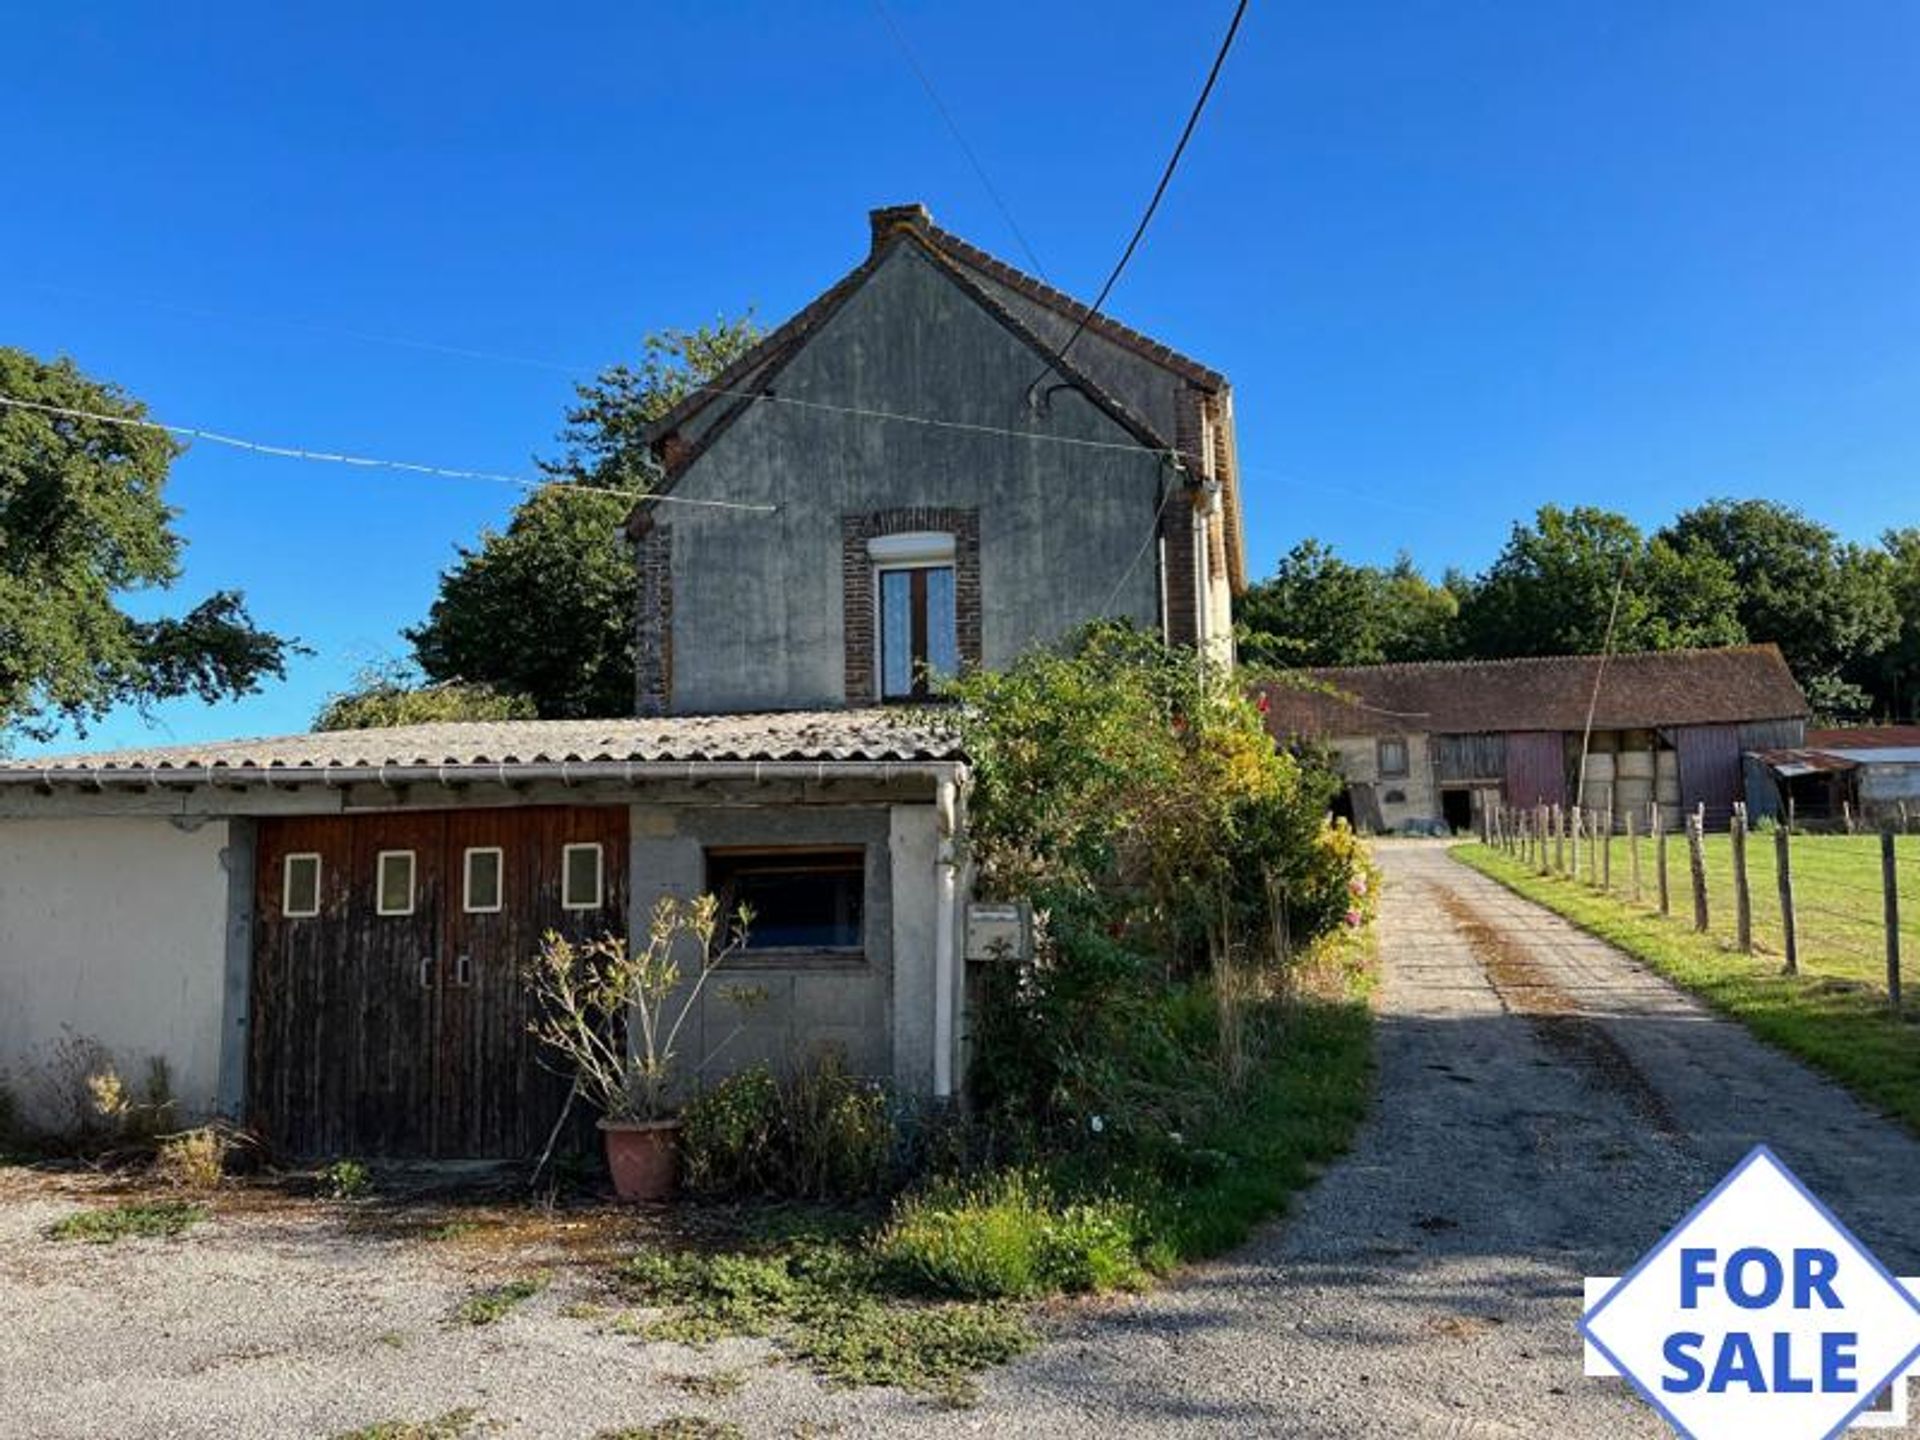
[[250, 805, 627, 1159]]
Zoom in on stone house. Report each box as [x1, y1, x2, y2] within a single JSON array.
[[0, 204, 1247, 1156]]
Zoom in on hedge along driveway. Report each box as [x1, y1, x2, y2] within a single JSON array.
[[1455, 842, 1920, 1135]]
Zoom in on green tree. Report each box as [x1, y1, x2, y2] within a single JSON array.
[[393, 315, 760, 721], [1853, 527, 1920, 720], [313, 660, 535, 731], [0, 348, 294, 743], [1659, 499, 1900, 719], [1235, 539, 1457, 669], [1456, 504, 1746, 659]]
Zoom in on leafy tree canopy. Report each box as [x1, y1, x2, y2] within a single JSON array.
[[313, 660, 534, 731], [1457, 504, 1748, 659], [334, 316, 761, 725], [1660, 498, 1900, 719], [1235, 539, 1457, 669], [0, 348, 294, 743]]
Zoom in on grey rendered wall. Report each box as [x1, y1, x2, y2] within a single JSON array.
[[661, 242, 1172, 713], [628, 802, 942, 1095]]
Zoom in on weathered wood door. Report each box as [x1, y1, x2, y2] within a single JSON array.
[[250, 805, 627, 1159]]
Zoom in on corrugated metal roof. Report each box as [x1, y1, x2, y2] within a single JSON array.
[[3, 710, 962, 781], [1806, 726, 1920, 751]]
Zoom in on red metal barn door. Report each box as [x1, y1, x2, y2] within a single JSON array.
[[1673, 725, 1744, 825]]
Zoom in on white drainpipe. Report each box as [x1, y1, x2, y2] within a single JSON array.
[[933, 773, 959, 1099]]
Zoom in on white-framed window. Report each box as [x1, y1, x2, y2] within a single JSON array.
[[283, 853, 322, 918], [463, 847, 504, 914], [870, 532, 958, 703], [376, 850, 417, 916], [561, 843, 603, 911]]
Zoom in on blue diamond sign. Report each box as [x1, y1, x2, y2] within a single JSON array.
[[1583, 1146, 1920, 1439]]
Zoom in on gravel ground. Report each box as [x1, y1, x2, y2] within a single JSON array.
[[6, 840, 1920, 1437]]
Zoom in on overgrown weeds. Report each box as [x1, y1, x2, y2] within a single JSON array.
[[152, 1125, 237, 1191], [680, 1050, 894, 1201], [48, 1200, 207, 1244], [456, 1272, 550, 1326], [321, 1159, 372, 1200], [331, 1411, 480, 1440]]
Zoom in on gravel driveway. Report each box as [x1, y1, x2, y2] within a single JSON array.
[[7, 840, 1920, 1437]]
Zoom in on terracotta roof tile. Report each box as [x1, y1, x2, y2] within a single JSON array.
[[1259, 646, 1809, 738]]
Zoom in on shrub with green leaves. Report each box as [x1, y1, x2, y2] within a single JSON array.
[[924, 624, 1378, 1170], [321, 1158, 371, 1200], [680, 1049, 894, 1201]]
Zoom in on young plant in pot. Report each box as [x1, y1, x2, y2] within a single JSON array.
[[526, 894, 748, 1201]]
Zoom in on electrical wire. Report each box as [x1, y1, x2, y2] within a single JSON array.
[[23, 279, 589, 375], [1033, 0, 1250, 382], [0, 394, 779, 512], [870, 0, 1049, 283]]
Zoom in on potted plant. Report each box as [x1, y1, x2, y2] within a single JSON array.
[[526, 894, 748, 1201]]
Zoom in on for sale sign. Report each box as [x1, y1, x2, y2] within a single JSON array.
[[1583, 1146, 1920, 1439]]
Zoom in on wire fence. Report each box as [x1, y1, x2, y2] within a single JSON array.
[[1483, 802, 1920, 1010]]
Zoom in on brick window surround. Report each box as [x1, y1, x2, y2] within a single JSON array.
[[843, 507, 981, 706]]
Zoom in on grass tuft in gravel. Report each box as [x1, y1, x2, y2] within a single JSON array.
[[48, 1201, 207, 1244], [611, 1242, 1035, 1398], [595, 1419, 743, 1440], [455, 1271, 550, 1326], [331, 1410, 480, 1440], [663, 1368, 750, 1400]]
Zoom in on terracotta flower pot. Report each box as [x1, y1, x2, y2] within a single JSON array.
[[599, 1117, 682, 1202]]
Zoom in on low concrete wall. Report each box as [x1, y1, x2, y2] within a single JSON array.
[[0, 817, 235, 1127]]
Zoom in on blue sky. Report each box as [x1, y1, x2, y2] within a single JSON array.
[[5, 2, 1916, 751]]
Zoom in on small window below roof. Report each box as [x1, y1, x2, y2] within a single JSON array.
[[707, 847, 865, 952], [1378, 738, 1410, 779], [562, 843, 604, 911], [464, 847, 503, 914], [376, 850, 416, 917], [283, 854, 321, 918]]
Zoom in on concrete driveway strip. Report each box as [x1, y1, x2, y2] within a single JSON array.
[[918, 840, 1920, 1437]]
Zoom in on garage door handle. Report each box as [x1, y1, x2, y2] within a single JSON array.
[[419, 956, 434, 989], [455, 954, 473, 988]]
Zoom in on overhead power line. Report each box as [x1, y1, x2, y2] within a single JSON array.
[[869, 0, 1050, 283], [1036, 0, 1251, 382], [0, 394, 777, 512]]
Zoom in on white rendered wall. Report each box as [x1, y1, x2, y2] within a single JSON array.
[[0, 817, 233, 1126]]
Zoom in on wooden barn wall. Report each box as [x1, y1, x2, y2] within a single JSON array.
[[1433, 733, 1506, 783], [1672, 725, 1745, 821], [1503, 731, 1568, 808]]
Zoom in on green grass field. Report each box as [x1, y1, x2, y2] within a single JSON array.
[[1521, 828, 1920, 992], [1455, 842, 1920, 1133]]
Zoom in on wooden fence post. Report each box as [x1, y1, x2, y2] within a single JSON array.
[[1656, 804, 1671, 917], [1843, 801, 1855, 836], [1555, 805, 1565, 876], [1885, 829, 1903, 1012], [1538, 804, 1550, 874], [1572, 806, 1586, 883], [1627, 808, 1642, 904], [1602, 808, 1614, 893], [1775, 823, 1799, 976], [1731, 809, 1753, 954], [1688, 811, 1710, 933]]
